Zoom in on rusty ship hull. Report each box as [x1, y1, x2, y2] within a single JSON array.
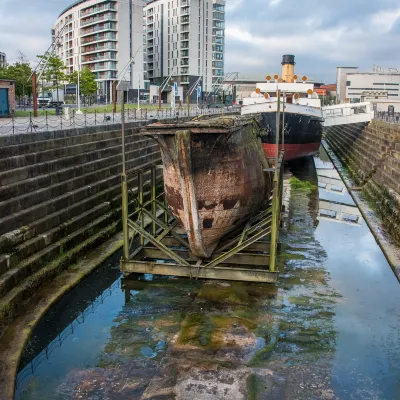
[[144, 117, 272, 258]]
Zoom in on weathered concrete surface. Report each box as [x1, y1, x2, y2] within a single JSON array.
[[324, 120, 400, 277], [0, 122, 161, 337]]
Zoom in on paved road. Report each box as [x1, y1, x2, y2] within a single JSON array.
[[0, 107, 237, 136]]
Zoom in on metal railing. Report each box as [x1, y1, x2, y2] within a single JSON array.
[[374, 111, 400, 124], [0, 107, 237, 136]]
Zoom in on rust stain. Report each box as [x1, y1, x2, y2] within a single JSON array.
[[142, 116, 272, 258]]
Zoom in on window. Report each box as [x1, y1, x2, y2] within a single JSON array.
[[346, 81, 351, 86]]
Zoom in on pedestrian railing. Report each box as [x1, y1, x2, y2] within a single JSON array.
[[0, 107, 237, 135]]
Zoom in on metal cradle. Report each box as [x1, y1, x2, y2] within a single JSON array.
[[119, 151, 284, 283]]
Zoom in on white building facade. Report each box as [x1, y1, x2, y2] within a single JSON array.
[[53, 0, 144, 99], [143, 0, 225, 102], [345, 72, 400, 103], [336, 66, 358, 103]]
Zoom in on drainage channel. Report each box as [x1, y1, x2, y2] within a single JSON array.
[[15, 147, 400, 400]]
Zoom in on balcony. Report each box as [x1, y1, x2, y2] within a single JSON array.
[[81, 13, 117, 27], [181, 15, 189, 23], [81, 23, 117, 37], [181, 0, 189, 6], [180, 33, 189, 41], [181, 41, 189, 49], [80, 2, 117, 18], [81, 43, 116, 54], [147, 17, 154, 24], [180, 60, 189, 66], [88, 62, 117, 72], [180, 50, 189, 57], [181, 24, 189, 33], [81, 33, 117, 44], [181, 6, 189, 15], [181, 68, 189, 75], [81, 52, 116, 64]]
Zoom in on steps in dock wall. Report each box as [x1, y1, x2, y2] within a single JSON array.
[[324, 120, 400, 245], [0, 123, 161, 336]]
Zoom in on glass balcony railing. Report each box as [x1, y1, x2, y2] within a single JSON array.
[[81, 13, 117, 27], [80, 3, 116, 18]]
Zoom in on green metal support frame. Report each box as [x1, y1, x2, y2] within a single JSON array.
[[120, 150, 284, 283]]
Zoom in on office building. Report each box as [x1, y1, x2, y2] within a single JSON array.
[[53, 0, 145, 99], [345, 72, 400, 103], [143, 0, 225, 102]]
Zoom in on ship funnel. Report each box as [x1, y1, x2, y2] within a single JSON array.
[[281, 54, 295, 82]]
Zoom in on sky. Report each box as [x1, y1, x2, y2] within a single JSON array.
[[0, 0, 400, 83]]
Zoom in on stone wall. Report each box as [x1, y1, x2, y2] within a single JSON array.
[[0, 122, 160, 335], [324, 120, 400, 244]]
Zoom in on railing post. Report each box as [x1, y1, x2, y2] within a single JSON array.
[[12, 112, 15, 135], [269, 175, 279, 272], [138, 171, 144, 247], [121, 97, 129, 261], [45, 111, 48, 131], [151, 166, 157, 236]]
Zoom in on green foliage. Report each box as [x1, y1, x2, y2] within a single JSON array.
[[68, 67, 97, 96], [36, 54, 68, 90], [290, 177, 317, 191], [0, 52, 33, 98]]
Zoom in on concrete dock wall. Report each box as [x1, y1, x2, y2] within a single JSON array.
[[0, 122, 160, 335], [324, 120, 400, 244]]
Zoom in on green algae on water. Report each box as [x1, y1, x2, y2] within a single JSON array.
[[290, 177, 317, 191]]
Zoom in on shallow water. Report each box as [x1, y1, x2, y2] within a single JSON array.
[[15, 147, 400, 400]]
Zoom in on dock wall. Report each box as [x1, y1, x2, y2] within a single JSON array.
[[324, 120, 400, 244], [0, 122, 160, 335]]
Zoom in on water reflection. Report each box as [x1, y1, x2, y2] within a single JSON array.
[[314, 148, 400, 400], [14, 147, 400, 400]]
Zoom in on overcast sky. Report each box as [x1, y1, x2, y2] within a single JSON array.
[[1, 0, 400, 83]]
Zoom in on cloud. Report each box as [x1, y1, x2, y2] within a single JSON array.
[[1, 0, 400, 83], [225, 0, 400, 82]]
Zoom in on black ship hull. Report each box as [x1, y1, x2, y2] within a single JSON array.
[[260, 111, 324, 161]]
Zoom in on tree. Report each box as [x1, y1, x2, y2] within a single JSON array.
[[68, 67, 98, 105], [37, 54, 68, 102], [0, 51, 33, 103]]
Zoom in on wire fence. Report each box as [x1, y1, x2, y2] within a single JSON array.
[[373, 111, 400, 124], [0, 107, 239, 136], [15, 279, 121, 391]]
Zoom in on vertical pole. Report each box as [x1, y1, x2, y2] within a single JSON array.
[[121, 92, 129, 261], [158, 87, 162, 110], [138, 171, 144, 247], [138, 77, 140, 111], [282, 92, 285, 150], [151, 166, 157, 236], [113, 81, 117, 113], [275, 90, 281, 172], [187, 90, 190, 115], [270, 90, 281, 272], [77, 43, 82, 115], [32, 72, 38, 118]]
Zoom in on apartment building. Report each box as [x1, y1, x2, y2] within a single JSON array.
[[0, 52, 6, 68], [143, 0, 225, 101], [53, 0, 144, 99]]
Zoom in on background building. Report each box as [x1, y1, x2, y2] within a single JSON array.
[[143, 0, 225, 103], [345, 72, 400, 103], [0, 52, 6, 68], [53, 0, 144, 100], [336, 67, 358, 103]]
